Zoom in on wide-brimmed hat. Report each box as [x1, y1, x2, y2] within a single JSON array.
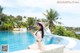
[[37, 22, 45, 29]]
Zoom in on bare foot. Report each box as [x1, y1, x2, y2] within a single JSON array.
[[27, 47, 30, 49], [39, 47, 45, 51]]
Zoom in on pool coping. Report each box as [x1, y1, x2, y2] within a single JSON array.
[[53, 35, 77, 49]]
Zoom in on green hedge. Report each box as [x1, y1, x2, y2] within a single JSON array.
[[53, 26, 80, 40]]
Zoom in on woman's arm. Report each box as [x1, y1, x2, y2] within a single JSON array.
[[29, 30, 37, 39]]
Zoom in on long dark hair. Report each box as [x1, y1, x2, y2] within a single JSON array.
[[37, 23, 44, 38]]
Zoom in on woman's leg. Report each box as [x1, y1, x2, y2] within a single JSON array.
[[37, 42, 45, 51]]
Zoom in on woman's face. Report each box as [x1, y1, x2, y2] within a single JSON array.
[[37, 24, 41, 30]]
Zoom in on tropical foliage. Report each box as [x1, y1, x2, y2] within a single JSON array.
[[44, 9, 59, 32], [0, 5, 80, 40], [0, 6, 27, 30], [0, 6, 3, 13], [0, 14, 14, 30], [53, 26, 80, 39], [26, 17, 35, 28]]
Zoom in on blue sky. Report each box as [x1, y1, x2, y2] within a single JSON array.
[[0, 0, 80, 27]]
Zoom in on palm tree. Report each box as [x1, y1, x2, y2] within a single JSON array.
[[0, 14, 15, 30], [27, 17, 35, 26], [0, 6, 3, 24], [26, 17, 35, 30], [16, 15, 22, 21], [43, 9, 58, 32], [41, 18, 48, 22]]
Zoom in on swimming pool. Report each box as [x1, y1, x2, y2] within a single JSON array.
[[0, 31, 70, 52]]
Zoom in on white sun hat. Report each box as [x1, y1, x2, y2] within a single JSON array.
[[38, 22, 45, 28]]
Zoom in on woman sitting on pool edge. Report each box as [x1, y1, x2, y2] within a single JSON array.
[[28, 22, 45, 51]]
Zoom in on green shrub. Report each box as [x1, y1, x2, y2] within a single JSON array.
[[53, 26, 65, 36], [53, 26, 80, 40]]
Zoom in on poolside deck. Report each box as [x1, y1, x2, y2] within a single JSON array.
[[64, 49, 80, 53], [9, 45, 80, 53], [10, 44, 64, 53]]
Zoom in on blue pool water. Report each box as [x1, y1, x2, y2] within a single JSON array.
[[0, 31, 69, 52]]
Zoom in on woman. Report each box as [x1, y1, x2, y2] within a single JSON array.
[[28, 22, 45, 51]]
